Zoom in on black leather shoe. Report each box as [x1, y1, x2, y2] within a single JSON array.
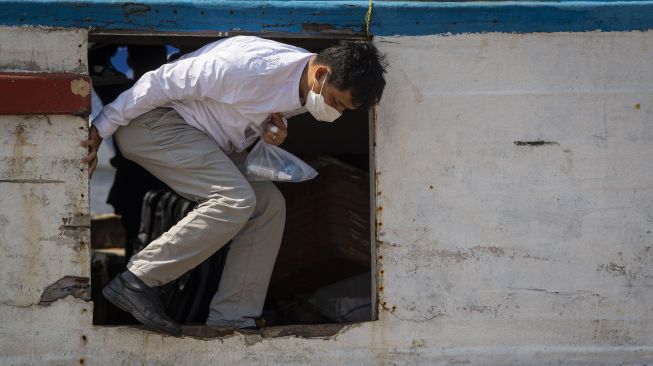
[[102, 271, 183, 337]]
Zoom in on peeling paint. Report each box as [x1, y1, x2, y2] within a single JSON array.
[[176, 323, 349, 342], [123, 3, 151, 16], [70, 78, 91, 97], [39, 276, 90, 305]]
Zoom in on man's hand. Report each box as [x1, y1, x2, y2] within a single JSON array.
[[81, 125, 103, 178], [263, 113, 288, 146]]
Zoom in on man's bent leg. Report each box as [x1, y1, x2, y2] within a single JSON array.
[[113, 108, 257, 287], [206, 181, 286, 327]]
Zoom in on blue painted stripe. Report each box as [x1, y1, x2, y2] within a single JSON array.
[[0, 1, 652, 35], [374, 1, 653, 35]]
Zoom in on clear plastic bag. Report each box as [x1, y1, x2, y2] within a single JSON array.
[[245, 138, 318, 182]]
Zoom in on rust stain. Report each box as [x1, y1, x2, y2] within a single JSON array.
[[10, 122, 37, 176], [635, 103, 641, 109], [7, 121, 48, 302], [379, 301, 397, 314], [62, 214, 91, 227], [79, 239, 89, 251]]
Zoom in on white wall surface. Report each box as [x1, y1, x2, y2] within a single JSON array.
[[374, 30, 653, 356], [1, 27, 652, 365], [0, 27, 86, 73], [0, 28, 90, 308], [0, 115, 89, 306]]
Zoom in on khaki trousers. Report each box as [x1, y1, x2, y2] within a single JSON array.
[[113, 108, 285, 327]]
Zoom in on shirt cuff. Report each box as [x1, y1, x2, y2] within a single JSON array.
[[91, 110, 119, 139]]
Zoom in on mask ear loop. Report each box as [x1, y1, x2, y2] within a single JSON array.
[[310, 77, 317, 94], [318, 72, 328, 96]]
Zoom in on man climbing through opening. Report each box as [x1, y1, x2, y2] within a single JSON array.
[[82, 36, 387, 337]]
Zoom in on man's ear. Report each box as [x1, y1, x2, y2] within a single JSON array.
[[314, 65, 330, 83]]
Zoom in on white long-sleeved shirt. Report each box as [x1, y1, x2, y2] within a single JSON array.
[[92, 36, 313, 153]]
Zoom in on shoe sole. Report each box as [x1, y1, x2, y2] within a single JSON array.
[[102, 285, 182, 337]]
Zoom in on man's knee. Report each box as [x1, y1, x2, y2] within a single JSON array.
[[204, 184, 257, 224], [230, 185, 257, 221]]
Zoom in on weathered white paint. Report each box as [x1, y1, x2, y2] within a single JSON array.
[[0, 28, 90, 309], [0, 27, 87, 73], [1, 27, 653, 364], [375, 31, 653, 359], [0, 115, 89, 306]]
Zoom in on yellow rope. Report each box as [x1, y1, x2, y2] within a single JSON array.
[[365, 0, 374, 39]]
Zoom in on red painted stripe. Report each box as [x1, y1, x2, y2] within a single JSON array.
[[0, 72, 91, 115]]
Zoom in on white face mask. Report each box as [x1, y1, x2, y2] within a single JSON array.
[[305, 73, 342, 122]]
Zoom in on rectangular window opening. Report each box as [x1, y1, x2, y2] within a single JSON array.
[[88, 32, 378, 337]]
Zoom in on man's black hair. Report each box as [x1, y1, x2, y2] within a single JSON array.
[[316, 40, 388, 110]]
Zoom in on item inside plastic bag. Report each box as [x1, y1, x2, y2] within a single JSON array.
[[245, 138, 318, 182]]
